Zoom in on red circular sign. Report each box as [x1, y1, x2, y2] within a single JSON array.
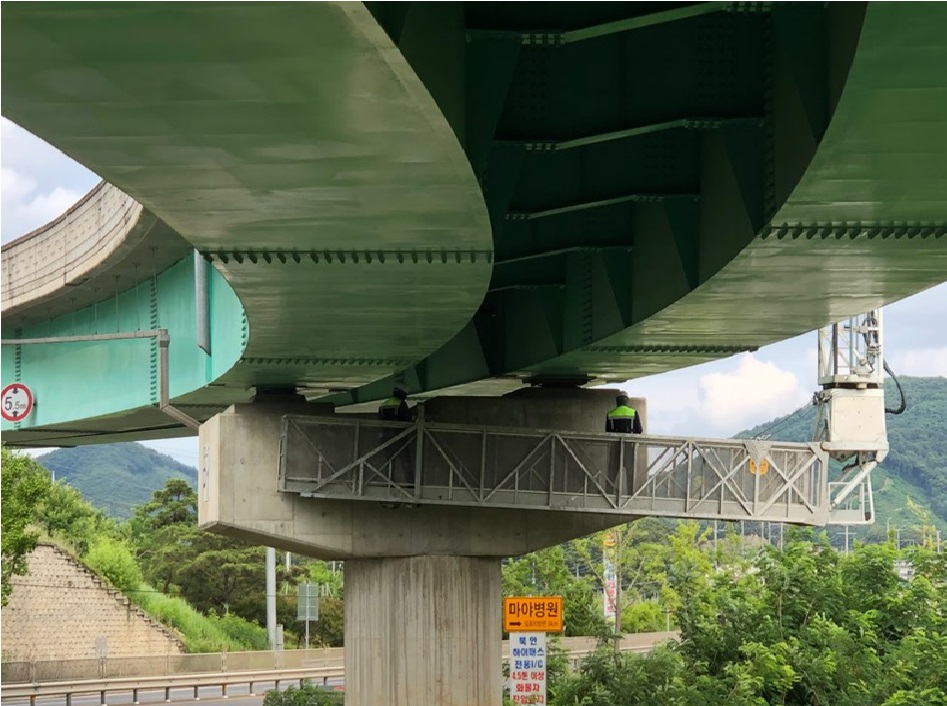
[[1, 383, 34, 422]]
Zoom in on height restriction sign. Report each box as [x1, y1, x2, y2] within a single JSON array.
[[1, 383, 34, 422]]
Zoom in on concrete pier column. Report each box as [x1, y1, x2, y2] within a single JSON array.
[[344, 555, 501, 706]]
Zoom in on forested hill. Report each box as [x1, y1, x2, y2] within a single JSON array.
[[737, 376, 947, 536], [37, 443, 197, 519]]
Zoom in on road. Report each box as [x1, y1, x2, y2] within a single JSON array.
[[0, 681, 344, 706]]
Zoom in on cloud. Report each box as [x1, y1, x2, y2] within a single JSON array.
[[625, 369, 702, 436], [627, 350, 813, 439], [1, 166, 84, 240], [1, 117, 99, 243], [697, 354, 810, 434], [887, 346, 947, 378]]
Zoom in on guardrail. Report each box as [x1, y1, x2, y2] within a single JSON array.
[[0, 634, 679, 705], [1, 666, 335, 706]]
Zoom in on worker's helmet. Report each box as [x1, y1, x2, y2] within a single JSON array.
[[616, 394, 629, 406], [393, 387, 408, 400]]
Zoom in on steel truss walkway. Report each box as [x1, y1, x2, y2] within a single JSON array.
[[279, 414, 871, 526]]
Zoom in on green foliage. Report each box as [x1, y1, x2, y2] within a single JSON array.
[[39, 481, 117, 554], [132, 584, 268, 653], [262, 683, 343, 706], [307, 561, 343, 597], [621, 601, 666, 634], [553, 644, 688, 706], [546, 531, 947, 706], [1, 448, 52, 605], [130, 480, 267, 621], [306, 596, 344, 648], [84, 536, 144, 594], [37, 442, 196, 519], [572, 520, 677, 629], [207, 612, 271, 652]]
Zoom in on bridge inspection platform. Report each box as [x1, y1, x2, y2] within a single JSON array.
[[198, 388, 868, 706]]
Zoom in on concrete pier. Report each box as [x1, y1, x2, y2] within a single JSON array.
[[345, 556, 501, 706], [198, 388, 643, 706]]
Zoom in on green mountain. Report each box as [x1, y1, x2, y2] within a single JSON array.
[[737, 376, 947, 541], [37, 443, 197, 519]]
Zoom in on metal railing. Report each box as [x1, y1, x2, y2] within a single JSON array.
[[279, 414, 855, 525], [1, 648, 339, 685], [0, 666, 334, 706]]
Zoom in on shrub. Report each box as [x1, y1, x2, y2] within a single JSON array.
[[208, 612, 270, 651], [84, 537, 143, 593], [133, 586, 257, 653], [262, 683, 343, 706]]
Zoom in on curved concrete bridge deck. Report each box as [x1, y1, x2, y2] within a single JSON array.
[[2, 2, 946, 445]]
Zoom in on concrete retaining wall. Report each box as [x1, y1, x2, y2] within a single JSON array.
[[1, 544, 184, 662]]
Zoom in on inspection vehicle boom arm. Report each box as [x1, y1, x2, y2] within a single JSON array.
[[812, 309, 904, 521]]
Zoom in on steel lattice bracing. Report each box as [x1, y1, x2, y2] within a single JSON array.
[[278, 414, 871, 525]]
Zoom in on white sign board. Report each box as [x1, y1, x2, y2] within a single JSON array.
[[1, 383, 34, 422], [509, 631, 546, 705], [297, 582, 319, 621]]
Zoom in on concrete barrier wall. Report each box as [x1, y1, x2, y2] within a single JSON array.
[[1, 182, 149, 314], [0, 544, 184, 663], [1, 635, 680, 684]]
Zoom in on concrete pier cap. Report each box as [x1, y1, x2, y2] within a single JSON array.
[[198, 386, 645, 560], [198, 387, 647, 706]]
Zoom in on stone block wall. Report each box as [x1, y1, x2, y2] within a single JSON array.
[[1, 544, 184, 661]]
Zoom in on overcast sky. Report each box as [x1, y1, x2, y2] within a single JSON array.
[[3, 116, 945, 467]]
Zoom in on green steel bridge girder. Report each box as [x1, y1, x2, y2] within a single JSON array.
[[1, 2, 493, 438], [2, 2, 947, 441], [331, 1, 947, 405]]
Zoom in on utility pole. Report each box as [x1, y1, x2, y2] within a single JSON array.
[[266, 547, 277, 649]]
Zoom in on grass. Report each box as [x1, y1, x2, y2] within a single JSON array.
[[130, 584, 269, 652]]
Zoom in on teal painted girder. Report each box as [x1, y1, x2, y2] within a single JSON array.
[[1, 2, 492, 415], [1, 257, 245, 433]]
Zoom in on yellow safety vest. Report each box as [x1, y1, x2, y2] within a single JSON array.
[[607, 405, 637, 419]]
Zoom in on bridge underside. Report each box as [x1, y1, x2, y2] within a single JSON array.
[[2, 2, 947, 445]]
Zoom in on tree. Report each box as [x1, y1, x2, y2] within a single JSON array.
[[130, 479, 269, 622], [1, 448, 51, 605], [39, 479, 116, 554], [571, 519, 676, 644], [130, 478, 197, 532], [307, 596, 344, 647], [85, 536, 144, 593]]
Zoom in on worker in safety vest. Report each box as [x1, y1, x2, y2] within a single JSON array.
[[378, 387, 414, 507], [605, 394, 642, 434], [379, 387, 411, 422]]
